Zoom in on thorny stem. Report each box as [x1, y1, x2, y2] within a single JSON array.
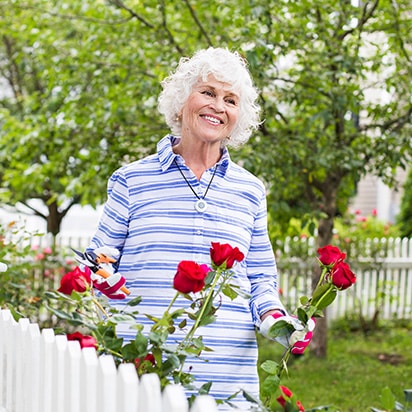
[[314, 264, 329, 291], [181, 268, 223, 346], [276, 346, 292, 379], [164, 291, 179, 316], [91, 296, 109, 318]]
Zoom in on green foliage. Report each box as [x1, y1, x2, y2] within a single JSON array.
[[11, 249, 253, 408], [269, 210, 401, 259], [1, 0, 412, 237], [333, 211, 401, 261], [258, 324, 412, 411], [396, 168, 412, 238], [371, 387, 412, 412], [0, 221, 73, 325]]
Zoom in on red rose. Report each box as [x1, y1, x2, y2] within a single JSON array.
[[296, 400, 305, 411], [331, 261, 356, 290], [317, 245, 346, 266], [279, 385, 293, 398], [210, 242, 245, 269], [173, 261, 210, 293], [58, 266, 92, 295], [67, 331, 97, 349], [276, 395, 286, 408], [277, 385, 293, 409], [135, 353, 156, 369]]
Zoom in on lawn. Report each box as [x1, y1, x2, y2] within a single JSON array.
[[257, 321, 412, 411]]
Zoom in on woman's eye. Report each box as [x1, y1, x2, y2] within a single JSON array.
[[201, 90, 214, 97], [226, 98, 237, 105]]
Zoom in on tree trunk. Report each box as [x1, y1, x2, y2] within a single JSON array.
[[46, 200, 63, 236]]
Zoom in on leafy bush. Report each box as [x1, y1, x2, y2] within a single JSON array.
[[0, 220, 74, 326]]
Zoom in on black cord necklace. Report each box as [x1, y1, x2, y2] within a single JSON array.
[[174, 158, 218, 213]]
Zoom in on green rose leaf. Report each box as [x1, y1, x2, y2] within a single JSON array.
[[311, 283, 337, 310], [161, 354, 181, 375], [261, 374, 281, 398], [126, 296, 142, 307], [222, 284, 238, 300], [267, 319, 294, 339], [260, 359, 279, 375]]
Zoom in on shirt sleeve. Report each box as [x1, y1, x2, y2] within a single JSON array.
[[247, 193, 286, 327], [88, 168, 130, 255]]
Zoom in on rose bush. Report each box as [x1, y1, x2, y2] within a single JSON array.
[[7, 238, 354, 411], [42, 241, 246, 405], [0, 221, 75, 327]]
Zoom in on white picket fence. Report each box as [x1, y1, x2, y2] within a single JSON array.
[[9, 234, 412, 321], [12, 236, 412, 321], [276, 237, 412, 320], [0, 309, 218, 412]]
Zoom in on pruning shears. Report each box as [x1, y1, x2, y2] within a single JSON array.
[[71, 248, 130, 295]]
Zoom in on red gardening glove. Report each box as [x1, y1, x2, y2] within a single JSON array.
[[90, 246, 127, 299], [260, 312, 315, 355], [92, 272, 127, 299]]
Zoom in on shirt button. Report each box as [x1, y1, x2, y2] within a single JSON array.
[[196, 230, 202, 235]]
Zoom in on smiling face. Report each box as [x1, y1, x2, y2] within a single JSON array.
[[180, 75, 240, 146]]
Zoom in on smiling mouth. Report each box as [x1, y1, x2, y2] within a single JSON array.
[[201, 115, 223, 125]]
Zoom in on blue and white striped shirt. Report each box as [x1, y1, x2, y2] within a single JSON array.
[[89, 134, 285, 410]]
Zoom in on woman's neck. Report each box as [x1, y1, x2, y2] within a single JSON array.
[[173, 141, 221, 180]]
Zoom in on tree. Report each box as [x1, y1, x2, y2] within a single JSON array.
[[236, 0, 412, 356], [397, 168, 412, 237], [1, 0, 411, 356], [0, 1, 172, 234]]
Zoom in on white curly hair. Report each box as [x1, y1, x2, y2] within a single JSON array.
[[157, 47, 261, 147]]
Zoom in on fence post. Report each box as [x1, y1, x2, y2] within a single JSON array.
[[25, 323, 41, 412], [138, 373, 162, 412], [190, 394, 218, 412], [14, 318, 30, 412], [39, 328, 55, 412], [5, 313, 20, 412], [117, 363, 139, 412], [81, 347, 99, 412], [66, 340, 82, 412], [52, 335, 68, 412], [162, 384, 189, 412], [98, 355, 118, 412], [0, 309, 12, 410]]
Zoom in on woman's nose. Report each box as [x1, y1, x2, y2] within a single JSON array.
[[211, 96, 225, 112]]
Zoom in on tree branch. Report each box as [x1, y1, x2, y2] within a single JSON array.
[[182, 0, 213, 47], [1, 36, 24, 107], [273, 76, 332, 99], [359, 104, 412, 133], [107, 0, 154, 28], [338, 0, 380, 41], [2, 2, 140, 26], [158, 0, 184, 55], [389, 0, 412, 67]]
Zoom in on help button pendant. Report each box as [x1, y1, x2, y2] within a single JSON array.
[[195, 199, 208, 213]]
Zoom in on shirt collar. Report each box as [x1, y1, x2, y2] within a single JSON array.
[[158, 134, 230, 174]]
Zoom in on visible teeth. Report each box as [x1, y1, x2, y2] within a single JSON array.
[[203, 115, 220, 124]]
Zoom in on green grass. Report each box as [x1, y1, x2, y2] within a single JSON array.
[[257, 321, 412, 411]]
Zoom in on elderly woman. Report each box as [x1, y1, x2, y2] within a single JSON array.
[[88, 47, 312, 410]]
